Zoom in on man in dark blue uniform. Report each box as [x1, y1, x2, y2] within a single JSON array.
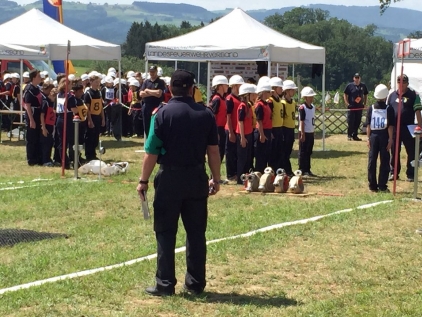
[[387, 74, 422, 182], [137, 69, 221, 296], [343, 73, 368, 141], [140, 65, 166, 138]]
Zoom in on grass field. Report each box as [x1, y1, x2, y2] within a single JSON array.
[[0, 132, 421, 316]]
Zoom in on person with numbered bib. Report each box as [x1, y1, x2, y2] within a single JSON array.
[[84, 75, 105, 161], [40, 82, 56, 167], [268, 77, 284, 171], [366, 84, 395, 192], [210, 75, 228, 163]]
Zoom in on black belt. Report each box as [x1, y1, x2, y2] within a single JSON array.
[[159, 164, 204, 171]]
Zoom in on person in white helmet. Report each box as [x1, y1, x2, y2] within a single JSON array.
[[11, 73, 21, 111], [236, 83, 255, 183], [128, 78, 143, 138], [210, 75, 229, 163], [268, 77, 284, 170], [366, 84, 395, 192], [101, 76, 116, 137], [298, 87, 318, 177], [280, 80, 298, 176], [225, 74, 244, 181], [254, 81, 273, 173]]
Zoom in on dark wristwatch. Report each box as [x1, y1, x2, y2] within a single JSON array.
[[139, 179, 148, 185]]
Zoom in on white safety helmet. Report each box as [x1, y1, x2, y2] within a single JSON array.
[[105, 76, 114, 84], [282, 80, 298, 90], [121, 79, 127, 86], [40, 72, 46, 79], [101, 78, 106, 85], [113, 78, 120, 86], [53, 80, 58, 87], [107, 71, 116, 78], [228, 74, 245, 86], [108, 67, 116, 74], [126, 70, 135, 79], [44, 78, 52, 85], [258, 76, 270, 86], [301, 86, 317, 98], [239, 83, 256, 95], [23, 71, 29, 78], [3, 74, 11, 80], [164, 76, 171, 86], [11, 73, 20, 79], [141, 73, 147, 80], [374, 84, 389, 100], [41, 70, 49, 77], [212, 75, 228, 87], [80, 74, 89, 81], [269, 77, 283, 88], [68, 74, 76, 81], [157, 67, 163, 77], [256, 82, 272, 94], [129, 79, 140, 87]]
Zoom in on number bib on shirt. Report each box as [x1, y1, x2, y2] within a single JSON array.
[[105, 88, 114, 100], [45, 107, 56, 126], [370, 106, 388, 130], [56, 96, 65, 113], [77, 104, 88, 121], [90, 98, 103, 116]]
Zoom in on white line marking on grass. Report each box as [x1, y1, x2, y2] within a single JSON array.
[[0, 178, 53, 186], [0, 200, 393, 295]]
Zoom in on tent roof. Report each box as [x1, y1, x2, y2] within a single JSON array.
[[0, 9, 120, 61], [146, 8, 325, 64]]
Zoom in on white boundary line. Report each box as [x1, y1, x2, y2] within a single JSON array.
[[0, 200, 393, 295], [0, 178, 53, 186]]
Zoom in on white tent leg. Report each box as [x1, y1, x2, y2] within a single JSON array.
[[276, 63, 279, 77], [207, 61, 211, 105], [20, 59, 23, 123], [292, 64, 295, 81], [322, 64, 326, 151], [197, 62, 200, 85], [175, 61, 178, 70], [145, 60, 148, 75], [267, 61, 271, 77]]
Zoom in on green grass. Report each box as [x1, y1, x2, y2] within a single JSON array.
[[0, 133, 421, 316]]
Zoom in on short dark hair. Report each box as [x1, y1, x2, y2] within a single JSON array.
[[72, 81, 84, 92], [171, 86, 191, 97], [29, 69, 40, 81], [56, 73, 66, 84]]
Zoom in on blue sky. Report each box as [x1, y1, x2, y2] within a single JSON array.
[[19, 0, 421, 11]]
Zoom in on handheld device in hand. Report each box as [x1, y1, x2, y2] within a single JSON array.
[[140, 190, 150, 220]]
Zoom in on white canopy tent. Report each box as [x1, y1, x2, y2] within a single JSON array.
[[391, 38, 422, 92], [0, 8, 121, 61], [145, 7, 327, 148], [0, 43, 50, 60]]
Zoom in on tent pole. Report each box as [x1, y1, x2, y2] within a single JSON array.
[[197, 62, 200, 85], [393, 46, 397, 91], [118, 60, 122, 139], [145, 59, 148, 76], [175, 61, 178, 70], [276, 63, 279, 77], [20, 59, 23, 123], [207, 61, 211, 106], [267, 45, 272, 77], [322, 63, 326, 151], [292, 64, 295, 80]]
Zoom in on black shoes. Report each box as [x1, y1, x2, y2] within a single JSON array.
[[352, 136, 362, 141], [145, 286, 175, 297], [183, 284, 203, 295]]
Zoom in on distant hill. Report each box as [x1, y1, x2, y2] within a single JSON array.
[[0, 0, 419, 45]]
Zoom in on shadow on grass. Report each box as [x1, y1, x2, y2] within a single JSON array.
[[310, 149, 362, 159], [0, 140, 26, 147], [100, 139, 144, 149], [181, 291, 300, 307]]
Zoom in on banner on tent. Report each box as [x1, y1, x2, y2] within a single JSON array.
[[393, 43, 422, 61], [0, 44, 49, 59], [145, 46, 270, 61], [210, 62, 288, 82]]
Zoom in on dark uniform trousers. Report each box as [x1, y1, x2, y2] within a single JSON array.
[[368, 132, 390, 190], [40, 125, 54, 164], [104, 104, 112, 135], [225, 129, 237, 178], [153, 165, 209, 293], [142, 105, 155, 139], [131, 109, 143, 137], [298, 132, 315, 173], [121, 105, 131, 137], [280, 127, 295, 175], [25, 109, 42, 165], [269, 127, 283, 170], [56, 113, 75, 166], [236, 133, 253, 184], [110, 104, 122, 140], [217, 126, 226, 162], [390, 126, 415, 178], [85, 115, 102, 160], [347, 108, 363, 138], [254, 129, 272, 173]]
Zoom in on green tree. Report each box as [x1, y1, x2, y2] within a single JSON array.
[[180, 21, 192, 29], [379, 0, 402, 12], [408, 31, 422, 38], [264, 9, 393, 91]]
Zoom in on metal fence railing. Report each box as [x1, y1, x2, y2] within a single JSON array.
[[314, 108, 367, 134]]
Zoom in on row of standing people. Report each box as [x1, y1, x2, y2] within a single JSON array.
[[210, 74, 317, 185]]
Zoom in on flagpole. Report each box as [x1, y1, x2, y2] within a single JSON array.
[[61, 40, 71, 177]]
